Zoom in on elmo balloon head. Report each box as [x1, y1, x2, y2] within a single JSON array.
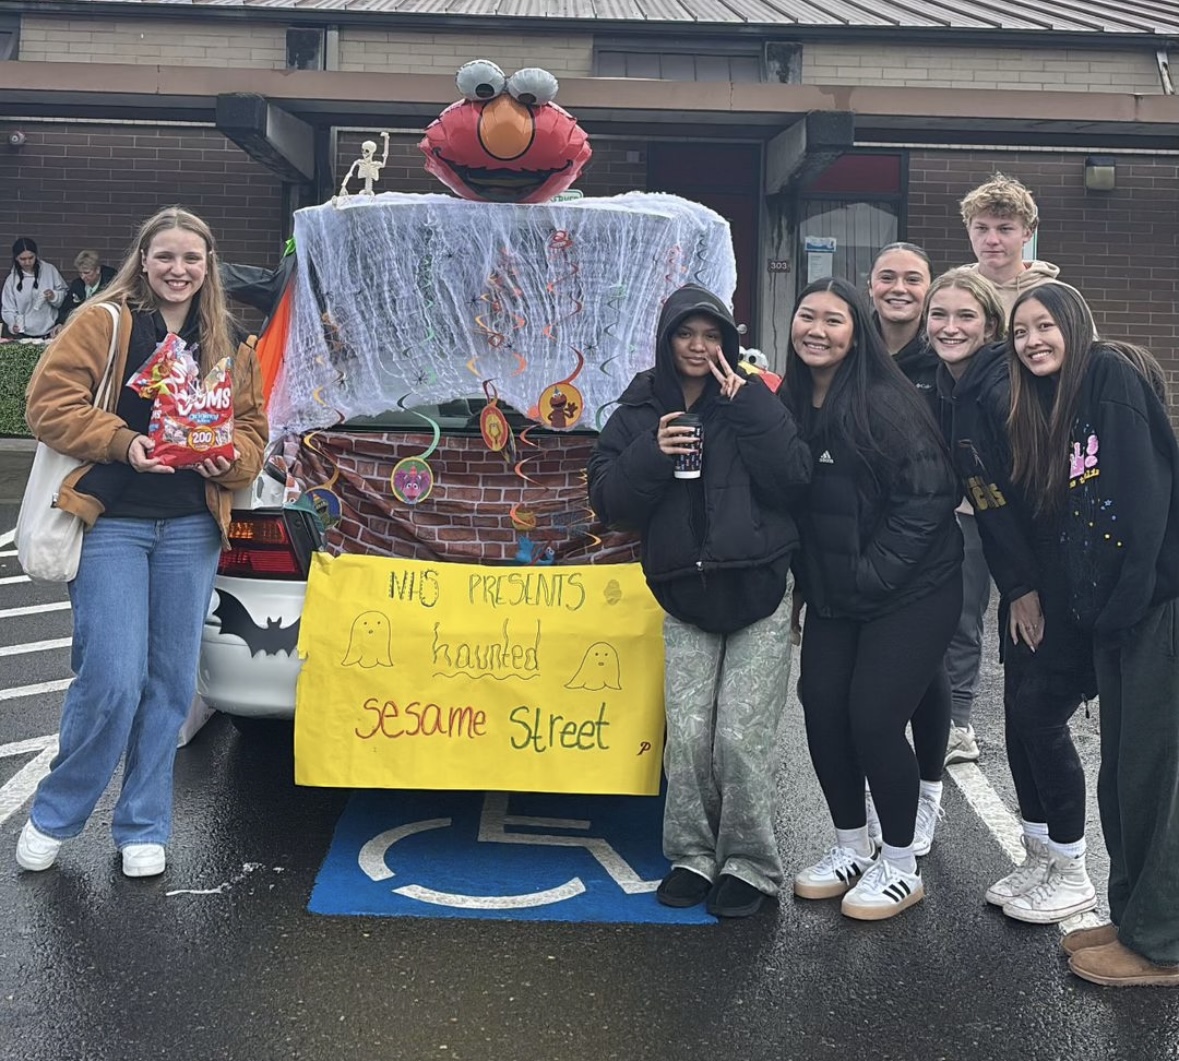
[[420, 60, 592, 204]]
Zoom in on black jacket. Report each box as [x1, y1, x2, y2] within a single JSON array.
[[1059, 346, 1179, 642], [587, 285, 812, 633], [57, 265, 116, 325], [794, 384, 962, 622], [936, 343, 1092, 682], [894, 334, 940, 400]]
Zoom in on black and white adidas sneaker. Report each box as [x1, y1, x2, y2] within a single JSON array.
[[794, 845, 878, 900], [840, 859, 925, 920]]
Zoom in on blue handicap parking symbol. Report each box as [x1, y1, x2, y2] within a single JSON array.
[[309, 788, 715, 924]]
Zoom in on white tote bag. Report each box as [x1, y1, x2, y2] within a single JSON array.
[[15, 303, 122, 583]]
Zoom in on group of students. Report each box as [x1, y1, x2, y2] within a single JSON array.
[[2, 239, 116, 340], [589, 173, 1179, 989]]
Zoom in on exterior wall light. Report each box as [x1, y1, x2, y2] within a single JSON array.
[[1084, 155, 1117, 192]]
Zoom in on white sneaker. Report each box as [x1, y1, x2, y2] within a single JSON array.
[[794, 845, 878, 900], [945, 724, 980, 765], [841, 858, 925, 921], [1003, 850, 1097, 924], [865, 787, 882, 846], [16, 820, 62, 872], [985, 836, 1050, 906], [912, 793, 943, 857], [121, 843, 166, 878]]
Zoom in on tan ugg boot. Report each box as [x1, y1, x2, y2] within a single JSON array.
[[1061, 923, 1118, 957], [1069, 940, 1179, 987]]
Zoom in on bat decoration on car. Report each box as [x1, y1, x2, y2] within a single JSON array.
[[211, 590, 301, 658], [419, 60, 592, 204]]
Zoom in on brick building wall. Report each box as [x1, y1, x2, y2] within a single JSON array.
[[907, 150, 1179, 397], [337, 29, 594, 77], [19, 17, 287, 69], [0, 124, 286, 280], [802, 43, 1163, 92], [333, 133, 647, 199]]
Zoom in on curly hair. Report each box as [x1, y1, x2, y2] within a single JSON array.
[[959, 173, 1039, 231]]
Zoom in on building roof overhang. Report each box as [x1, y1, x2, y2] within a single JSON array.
[[2, 62, 1178, 151]]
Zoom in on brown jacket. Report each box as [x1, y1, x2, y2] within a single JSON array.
[[24, 301, 268, 543]]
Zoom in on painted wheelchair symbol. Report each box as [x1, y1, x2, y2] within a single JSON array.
[[358, 792, 661, 909]]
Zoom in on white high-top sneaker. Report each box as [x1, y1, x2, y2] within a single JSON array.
[[1002, 850, 1097, 924], [913, 793, 944, 857], [985, 835, 1049, 907]]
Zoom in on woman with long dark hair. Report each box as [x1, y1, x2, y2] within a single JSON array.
[[787, 277, 962, 920], [2, 237, 67, 339], [927, 269, 1097, 924], [1005, 282, 1179, 986]]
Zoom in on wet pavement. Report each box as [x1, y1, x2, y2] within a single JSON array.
[[0, 449, 1177, 1060]]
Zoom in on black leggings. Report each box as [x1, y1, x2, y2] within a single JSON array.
[[800, 575, 963, 848], [1003, 643, 1088, 844], [911, 665, 951, 783]]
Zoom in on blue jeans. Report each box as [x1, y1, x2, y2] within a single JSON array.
[[30, 513, 222, 848]]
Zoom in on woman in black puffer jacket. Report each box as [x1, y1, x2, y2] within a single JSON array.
[[588, 284, 811, 919], [784, 277, 962, 923]]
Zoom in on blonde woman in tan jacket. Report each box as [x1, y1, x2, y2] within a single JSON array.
[[15, 207, 267, 879]]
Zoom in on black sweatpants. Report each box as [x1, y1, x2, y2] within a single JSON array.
[[1002, 641, 1089, 843], [800, 575, 962, 848], [1094, 598, 1179, 965]]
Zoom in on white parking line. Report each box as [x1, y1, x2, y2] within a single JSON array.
[[0, 575, 29, 586], [947, 761, 1105, 935], [0, 678, 72, 702], [0, 530, 13, 548], [0, 734, 58, 827], [0, 602, 71, 619], [0, 637, 71, 657]]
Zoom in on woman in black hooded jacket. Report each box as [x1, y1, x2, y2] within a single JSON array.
[[588, 284, 811, 918]]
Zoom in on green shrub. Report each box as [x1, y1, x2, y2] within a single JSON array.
[[0, 342, 42, 437]]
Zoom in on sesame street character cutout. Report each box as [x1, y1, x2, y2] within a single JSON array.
[[538, 382, 583, 430], [419, 60, 592, 204], [391, 456, 435, 506]]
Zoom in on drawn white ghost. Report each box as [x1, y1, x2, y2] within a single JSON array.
[[564, 641, 621, 691], [342, 611, 395, 668]]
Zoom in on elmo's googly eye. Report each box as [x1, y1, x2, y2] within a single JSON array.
[[456, 59, 506, 101], [507, 68, 559, 106]]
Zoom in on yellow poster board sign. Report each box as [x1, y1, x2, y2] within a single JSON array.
[[293, 555, 666, 795]]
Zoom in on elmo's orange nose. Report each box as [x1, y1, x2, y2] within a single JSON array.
[[478, 95, 535, 161]]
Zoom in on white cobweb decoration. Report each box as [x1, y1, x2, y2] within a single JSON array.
[[269, 192, 736, 434]]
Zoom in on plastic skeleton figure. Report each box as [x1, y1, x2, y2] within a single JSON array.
[[338, 131, 391, 197]]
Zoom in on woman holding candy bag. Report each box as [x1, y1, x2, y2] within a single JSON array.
[[588, 284, 812, 918], [15, 207, 267, 879]]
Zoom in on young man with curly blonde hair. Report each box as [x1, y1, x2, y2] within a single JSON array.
[[960, 173, 1060, 314]]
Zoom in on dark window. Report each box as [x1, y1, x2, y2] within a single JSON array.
[[0, 15, 19, 61], [286, 27, 324, 71]]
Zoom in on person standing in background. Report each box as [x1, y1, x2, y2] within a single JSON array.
[[58, 249, 117, 325], [865, 242, 954, 855], [938, 174, 1061, 766], [2, 238, 67, 339]]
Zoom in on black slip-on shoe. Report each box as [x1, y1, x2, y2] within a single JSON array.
[[707, 874, 766, 918], [656, 867, 713, 908]]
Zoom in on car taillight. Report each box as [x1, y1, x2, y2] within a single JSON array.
[[218, 513, 304, 579]]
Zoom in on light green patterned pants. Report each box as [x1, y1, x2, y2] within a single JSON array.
[[661, 586, 793, 895]]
